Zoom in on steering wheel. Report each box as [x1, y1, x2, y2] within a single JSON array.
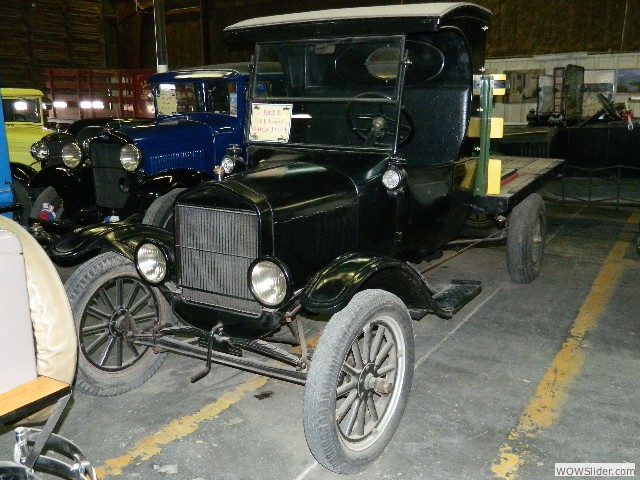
[[597, 93, 621, 120], [346, 92, 415, 147], [12, 114, 28, 121]]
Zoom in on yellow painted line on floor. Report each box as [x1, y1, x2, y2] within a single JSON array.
[[96, 375, 270, 478], [491, 212, 639, 479], [96, 334, 319, 478]]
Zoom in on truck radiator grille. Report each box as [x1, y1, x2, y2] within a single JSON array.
[[175, 204, 261, 315], [90, 143, 129, 209]]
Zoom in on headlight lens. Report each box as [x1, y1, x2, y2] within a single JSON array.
[[250, 260, 287, 307], [30, 141, 49, 160], [221, 155, 235, 174], [136, 243, 167, 284], [382, 166, 407, 190], [61, 142, 82, 168], [120, 144, 141, 172]]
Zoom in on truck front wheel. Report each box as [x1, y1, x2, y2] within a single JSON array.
[[303, 289, 414, 474], [506, 193, 546, 284], [65, 252, 173, 396]]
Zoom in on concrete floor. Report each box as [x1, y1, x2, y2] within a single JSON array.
[[2, 200, 639, 480]]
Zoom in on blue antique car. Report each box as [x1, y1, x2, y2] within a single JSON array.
[[28, 63, 281, 241]]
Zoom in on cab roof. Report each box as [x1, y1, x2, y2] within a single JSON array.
[[224, 3, 491, 41], [0, 88, 45, 98], [148, 62, 282, 84], [149, 63, 252, 84]]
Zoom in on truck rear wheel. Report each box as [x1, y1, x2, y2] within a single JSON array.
[[303, 289, 414, 474], [506, 193, 546, 284], [65, 252, 172, 396]]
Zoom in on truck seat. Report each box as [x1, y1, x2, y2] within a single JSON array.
[[0, 216, 76, 423]]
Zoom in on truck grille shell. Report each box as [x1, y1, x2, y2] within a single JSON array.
[[175, 204, 261, 315]]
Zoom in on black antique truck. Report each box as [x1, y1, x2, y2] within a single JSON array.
[[58, 3, 562, 474]]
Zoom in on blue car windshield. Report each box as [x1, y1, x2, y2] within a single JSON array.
[[155, 80, 238, 117], [250, 36, 405, 151]]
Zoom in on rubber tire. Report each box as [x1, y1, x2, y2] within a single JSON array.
[[12, 179, 31, 226], [65, 252, 173, 396], [303, 289, 414, 474], [30, 186, 63, 221], [506, 193, 546, 284], [142, 188, 186, 231]]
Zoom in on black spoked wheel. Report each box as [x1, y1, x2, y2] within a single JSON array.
[[141, 188, 185, 231], [506, 193, 546, 284], [303, 290, 414, 474], [65, 252, 173, 396]]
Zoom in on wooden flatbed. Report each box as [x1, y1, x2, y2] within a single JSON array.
[[473, 156, 564, 213]]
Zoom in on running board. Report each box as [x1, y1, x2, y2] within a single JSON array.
[[432, 280, 482, 315]]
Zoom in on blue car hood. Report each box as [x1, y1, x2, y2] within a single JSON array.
[[116, 116, 236, 144]]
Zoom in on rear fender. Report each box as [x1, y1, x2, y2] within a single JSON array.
[[123, 169, 214, 215], [49, 222, 175, 267], [301, 252, 441, 316]]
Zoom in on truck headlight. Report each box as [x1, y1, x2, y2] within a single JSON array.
[[221, 155, 236, 174], [61, 142, 82, 168], [135, 242, 169, 284], [30, 141, 49, 160], [120, 144, 141, 172], [382, 165, 407, 190], [220, 144, 244, 174], [249, 259, 289, 307]]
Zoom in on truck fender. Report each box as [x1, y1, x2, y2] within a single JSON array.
[[301, 252, 442, 316], [10, 162, 38, 183], [49, 222, 175, 267], [28, 164, 92, 194], [28, 165, 94, 213], [124, 169, 214, 214]]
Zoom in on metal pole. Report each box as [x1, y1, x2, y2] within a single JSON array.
[[474, 75, 493, 196], [153, 0, 169, 73]]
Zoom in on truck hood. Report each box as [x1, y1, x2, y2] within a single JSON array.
[[5, 124, 52, 145], [177, 148, 389, 222], [5, 124, 53, 166]]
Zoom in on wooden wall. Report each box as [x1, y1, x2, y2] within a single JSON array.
[[0, 0, 105, 90], [1, 0, 639, 89]]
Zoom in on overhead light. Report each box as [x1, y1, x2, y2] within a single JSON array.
[[80, 100, 104, 109]]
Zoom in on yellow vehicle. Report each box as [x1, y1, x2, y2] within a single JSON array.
[[1, 88, 52, 172], [1, 88, 52, 223]]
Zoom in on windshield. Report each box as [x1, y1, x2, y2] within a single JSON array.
[[2, 97, 42, 124], [250, 36, 406, 150], [155, 80, 239, 117]]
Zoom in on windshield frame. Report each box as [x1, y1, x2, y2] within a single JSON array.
[[247, 34, 408, 153], [1, 96, 44, 125], [153, 78, 240, 118]]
